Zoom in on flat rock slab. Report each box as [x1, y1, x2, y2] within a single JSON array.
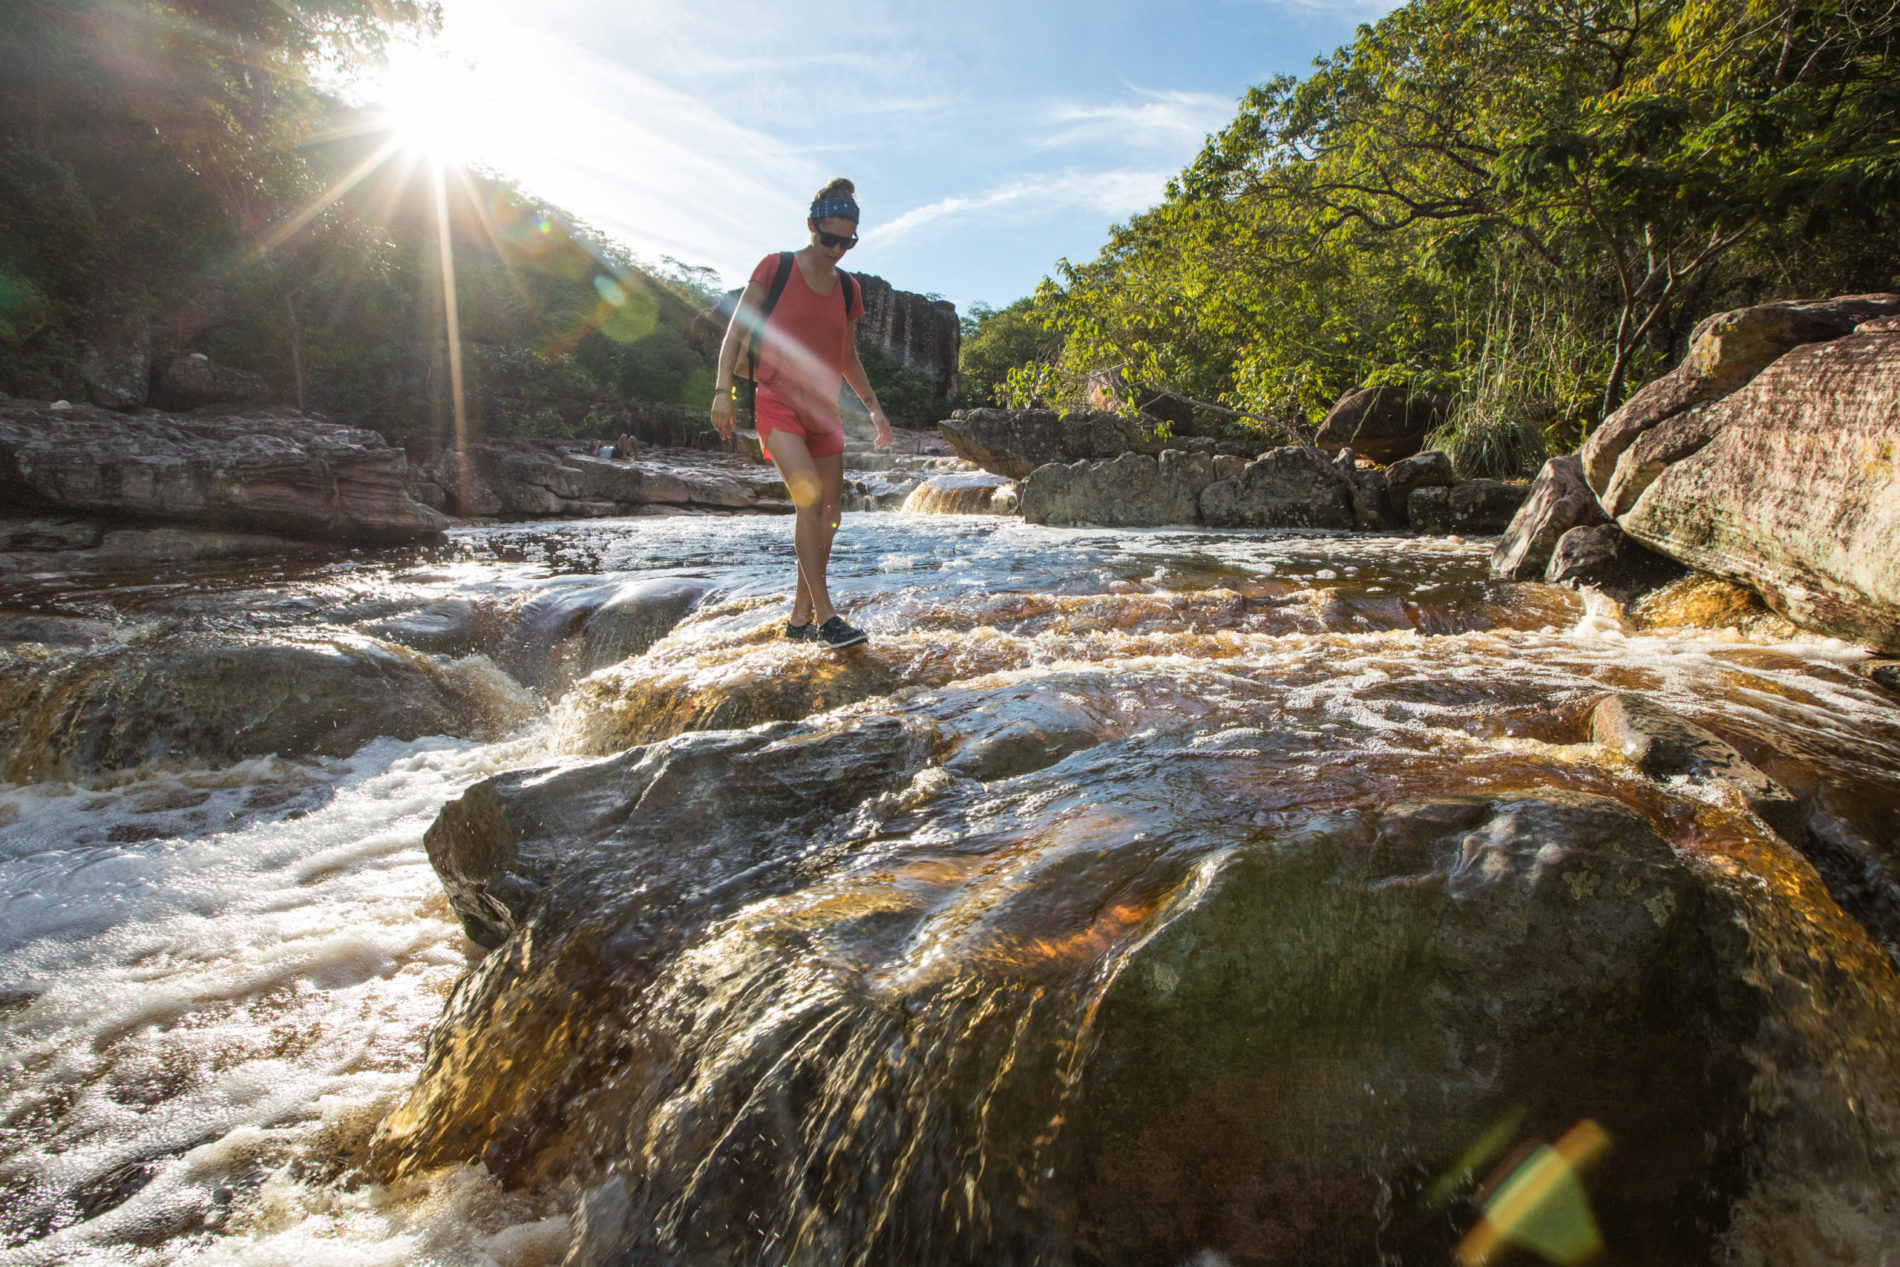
[[939, 407, 1156, 480], [0, 401, 448, 542]]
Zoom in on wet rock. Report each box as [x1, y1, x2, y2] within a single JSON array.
[[1407, 479, 1528, 535], [1491, 454, 1609, 580], [1349, 464, 1393, 530], [382, 721, 1900, 1265], [1020, 450, 1241, 527], [0, 401, 448, 542], [413, 440, 788, 519], [499, 577, 712, 694], [990, 482, 1020, 515], [1617, 327, 1900, 652], [1073, 792, 1740, 1266], [1313, 384, 1449, 463], [1861, 660, 1900, 696], [1199, 446, 1354, 529], [0, 634, 525, 781], [374, 713, 941, 1169], [1580, 294, 1900, 497], [362, 599, 487, 658], [938, 407, 1156, 480], [0, 613, 115, 647], [1383, 450, 1454, 523], [151, 353, 271, 411], [0, 517, 107, 552], [1545, 523, 1686, 606], [1591, 693, 1802, 837]]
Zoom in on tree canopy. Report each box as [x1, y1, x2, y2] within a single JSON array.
[[997, 0, 1898, 473]]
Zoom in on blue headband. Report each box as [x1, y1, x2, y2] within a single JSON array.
[[809, 197, 860, 223]]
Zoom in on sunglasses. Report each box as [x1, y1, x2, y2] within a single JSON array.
[[815, 229, 858, 250]]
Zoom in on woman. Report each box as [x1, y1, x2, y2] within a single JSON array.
[[711, 178, 893, 649]]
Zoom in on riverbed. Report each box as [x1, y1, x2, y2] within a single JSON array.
[[3, 513, 1897, 1265]]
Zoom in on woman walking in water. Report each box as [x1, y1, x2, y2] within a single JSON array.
[[711, 178, 893, 649]]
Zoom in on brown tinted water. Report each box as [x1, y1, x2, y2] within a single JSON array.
[[2, 514, 1898, 1264]]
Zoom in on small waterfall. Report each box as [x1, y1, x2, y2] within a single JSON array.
[[899, 472, 1015, 514]]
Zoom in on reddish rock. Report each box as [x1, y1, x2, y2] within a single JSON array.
[[1314, 386, 1449, 463]]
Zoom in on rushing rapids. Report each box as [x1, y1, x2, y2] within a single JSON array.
[[2, 512, 1899, 1265]]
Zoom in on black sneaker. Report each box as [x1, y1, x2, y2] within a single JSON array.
[[784, 619, 815, 642], [817, 615, 868, 649]]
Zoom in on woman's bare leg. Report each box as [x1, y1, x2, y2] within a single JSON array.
[[766, 432, 840, 626]]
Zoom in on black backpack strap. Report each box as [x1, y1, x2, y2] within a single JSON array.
[[746, 251, 796, 380], [839, 270, 856, 317]]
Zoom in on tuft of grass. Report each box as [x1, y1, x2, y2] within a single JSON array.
[[1429, 264, 1606, 478]]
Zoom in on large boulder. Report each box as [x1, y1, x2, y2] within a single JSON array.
[[0, 633, 526, 781], [1616, 322, 1900, 652], [1199, 445, 1355, 529], [374, 701, 1900, 1265], [1490, 454, 1610, 579], [1314, 385, 1450, 463], [0, 401, 449, 541], [938, 407, 1156, 480], [151, 353, 272, 410], [1407, 478, 1529, 535], [1383, 449, 1455, 524], [1580, 294, 1900, 497], [1020, 449, 1244, 527]]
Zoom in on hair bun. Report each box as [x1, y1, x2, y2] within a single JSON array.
[[815, 177, 856, 201]]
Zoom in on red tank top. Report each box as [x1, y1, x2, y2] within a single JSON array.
[[750, 252, 866, 425]]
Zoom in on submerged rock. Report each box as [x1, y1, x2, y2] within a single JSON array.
[[1591, 692, 1803, 837]]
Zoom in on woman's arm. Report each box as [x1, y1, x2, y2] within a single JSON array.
[[841, 323, 894, 449], [710, 280, 768, 439]]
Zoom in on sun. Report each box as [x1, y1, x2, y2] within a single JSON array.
[[371, 48, 486, 166]]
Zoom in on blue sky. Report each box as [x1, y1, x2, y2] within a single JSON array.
[[365, 0, 1397, 315]]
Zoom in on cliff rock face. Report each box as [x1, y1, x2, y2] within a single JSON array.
[[852, 272, 960, 409], [1616, 321, 1900, 652], [0, 401, 448, 541]]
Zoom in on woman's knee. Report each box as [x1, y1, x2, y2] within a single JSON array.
[[784, 472, 825, 508]]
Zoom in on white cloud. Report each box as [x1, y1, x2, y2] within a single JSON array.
[[864, 168, 1176, 251], [1035, 87, 1235, 153]]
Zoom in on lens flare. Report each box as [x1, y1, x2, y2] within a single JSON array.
[[1456, 1119, 1611, 1266]]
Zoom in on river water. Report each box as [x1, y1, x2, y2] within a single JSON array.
[[2, 512, 1898, 1265]]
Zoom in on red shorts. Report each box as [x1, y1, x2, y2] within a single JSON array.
[[755, 386, 846, 460]]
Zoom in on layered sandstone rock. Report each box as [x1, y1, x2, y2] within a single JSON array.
[[1616, 323, 1900, 652], [409, 439, 791, 519], [1314, 385, 1449, 463], [0, 400, 448, 541], [152, 353, 271, 411], [1580, 294, 1900, 498]]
